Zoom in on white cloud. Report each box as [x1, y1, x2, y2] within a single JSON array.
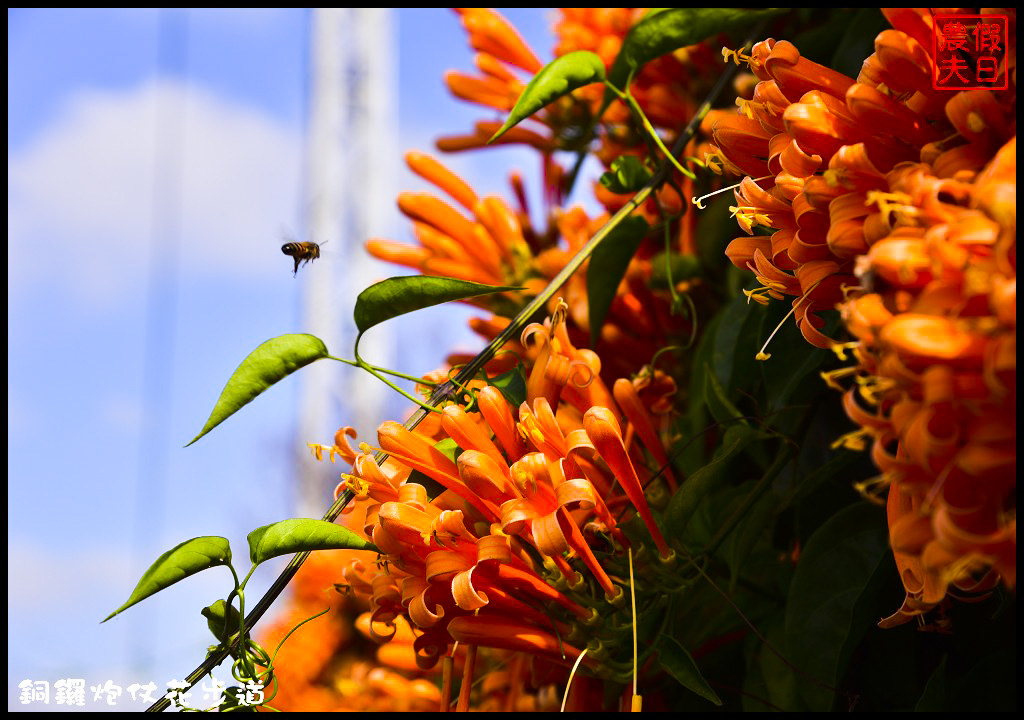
[[8, 79, 303, 307]]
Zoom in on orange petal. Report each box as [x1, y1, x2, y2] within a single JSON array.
[[583, 406, 671, 558], [478, 385, 528, 461], [443, 406, 510, 477], [446, 615, 586, 663], [406, 151, 479, 211]]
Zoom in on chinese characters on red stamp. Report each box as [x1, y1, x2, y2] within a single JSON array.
[[933, 14, 1009, 90]]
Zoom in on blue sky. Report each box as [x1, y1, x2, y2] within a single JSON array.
[[8, 8, 556, 710]]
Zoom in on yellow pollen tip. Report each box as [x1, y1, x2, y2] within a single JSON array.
[[820, 367, 856, 391], [966, 111, 986, 134], [831, 428, 872, 452], [721, 46, 756, 68], [830, 341, 859, 361], [853, 474, 890, 504], [735, 97, 756, 120], [341, 473, 369, 498], [823, 168, 846, 188], [855, 375, 895, 405], [743, 288, 771, 306]]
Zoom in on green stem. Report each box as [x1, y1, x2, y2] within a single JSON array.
[[660, 212, 683, 312], [269, 606, 331, 669], [605, 83, 697, 181], [353, 334, 442, 416], [327, 354, 437, 387]]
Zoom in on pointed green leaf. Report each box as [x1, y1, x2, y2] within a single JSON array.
[[247, 518, 377, 566], [599, 155, 653, 194], [704, 362, 747, 427], [354, 276, 519, 334], [914, 655, 949, 711], [202, 599, 243, 645], [603, 8, 786, 106], [710, 292, 766, 396], [103, 536, 232, 622], [586, 215, 649, 348], [657, 635, 723, 706], [784, 502, 888, 711], [664, 424, 759, 541], [726, 480, 778, 589], [187, 334, 329, 446], [489, 50, 605, 143], [405, 468, 447, 500], [433, 437, 461, 463], [489, 365, 527, 409]]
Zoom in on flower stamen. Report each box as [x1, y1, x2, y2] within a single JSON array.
[[721, 46, 757, 69], [629, 547, 641, 712], [756, 301, 798, 360], [830, 341, 860, 361], [560, 647, 589, 712], [833, 427, 873, 452], [820, 366, 858, 391], [730, 205, 774, 233], [691, 175, 773, 209], [865, 190, 919, 226]]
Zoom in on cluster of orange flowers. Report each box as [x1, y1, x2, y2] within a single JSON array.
[[265, 6, 1015, 710], [368, 149, 682, 380], [708, 8, 1016, 623], [439, 9, 718, 203], [367, 8, 716, 381], [838, 137, 1016, 626], [315, 302, 678, 710]]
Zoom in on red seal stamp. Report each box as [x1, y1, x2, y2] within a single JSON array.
[[933, 14, 1009, 90]]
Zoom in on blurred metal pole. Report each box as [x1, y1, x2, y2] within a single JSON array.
[[298, 8, 396, 516]]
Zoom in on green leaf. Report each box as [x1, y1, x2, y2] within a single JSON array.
[[586, 215, 649, 348], [599, 155, 653, 194], [104, 537, 232, 622], [648, 251, 701, 290], [677, 311, 723, 473], [913, 655, 948, 711], [726, 481, 778, 590], [704, 363, 746, 427], [759, 309, 836, 415], [664, 424, 759, 541], [489, 365, 527, 409], [829, 9, 889, 78], [433, 437, 461, 463], [354, 276, 519, 334], [710, 293, 762, 396], [202, 599, 243, 645], [743, 614, 805, 711], [603, 8, 785, 105], [784, 502, 888, 711], [187, 334, 329, 446], [405, 468, 447, 500], [657, 635, 723, 706], [489, 50, 606, 143], [247, 518, 377, 566]]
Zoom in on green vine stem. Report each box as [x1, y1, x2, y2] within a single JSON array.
[[329, 353, 438, 389], [353, 334, 443, 415], [604, 80, 697, 181]]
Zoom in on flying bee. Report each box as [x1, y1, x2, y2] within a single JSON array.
[[281, 239, 326, 276]]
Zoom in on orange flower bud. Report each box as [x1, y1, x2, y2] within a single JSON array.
[[583, 406, 671, 558]]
